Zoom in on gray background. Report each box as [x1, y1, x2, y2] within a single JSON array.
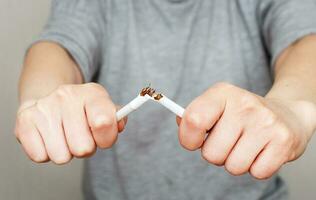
[[0, 1, 315, 199]]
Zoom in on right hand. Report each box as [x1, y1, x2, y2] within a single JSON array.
[[15, 83, 126, 164]]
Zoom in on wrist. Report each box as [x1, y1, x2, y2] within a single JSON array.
[[289, 99, 316, 139], [265, 96, 316, 140]]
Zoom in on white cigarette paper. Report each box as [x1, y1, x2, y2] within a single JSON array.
[[156, 95, 185, 117], [116, 86, 185, 121], [116, 95, 150, 121]]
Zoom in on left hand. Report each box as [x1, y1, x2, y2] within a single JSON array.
[[177, 82, 316, 179]]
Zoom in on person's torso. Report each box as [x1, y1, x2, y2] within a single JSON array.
[[83, 0, 287, 199]]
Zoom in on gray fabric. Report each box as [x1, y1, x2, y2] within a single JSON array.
[[33, 0, 316, 199]]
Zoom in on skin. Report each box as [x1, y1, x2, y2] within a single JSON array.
[[16, 42, 126, 164], [16, 35, 316, 179], [177, 35, 316, 179]]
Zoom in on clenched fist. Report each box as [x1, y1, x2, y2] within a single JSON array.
[[178, 82, 316, 179], [15, 83, 126, 164]]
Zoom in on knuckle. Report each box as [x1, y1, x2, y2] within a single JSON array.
[[240, 94, 260, 109], [250, 165, 272, 180], [237, 106, 256, 118], [72, 143, 96, 157], [36, 98, 59, 118], [35, 98, 47, 110], [277, 129, 293, 145], [259, 108, 279, 128], [84, 83, 108, 96], [36, 97, 55, 111], [213, 82, 233, 90], [52, 154, 72, 165], [15, 111, 36, 141], [16, 112, 36, 135], [225, 160, 246, 176], [57, 84, 73, 91], [201, 147, 225, 165], [31, 154, 48, 163], [91, 115, 115, 131], [17, 109, 34, 122], [207, 82, 234, 94], [184, 111, 207, 130], [55, 85, 74, 99], [237, 96, 261, 117]]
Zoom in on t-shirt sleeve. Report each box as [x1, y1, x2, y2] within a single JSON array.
[[258, 0, 316, 68], [31, 0, 105, 81]]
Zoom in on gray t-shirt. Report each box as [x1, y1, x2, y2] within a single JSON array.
[[34, 0, 316, 199]]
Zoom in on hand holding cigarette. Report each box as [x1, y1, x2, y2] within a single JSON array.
[[118, 84, 315, 180], [15, 83, 183, 165], [177, 82, 315, 180], [15, 83, 127, 164]]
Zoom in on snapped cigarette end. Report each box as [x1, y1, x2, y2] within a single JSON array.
[[140, 86, 156, 97], [139, 85, 183, 117], [117, 85, 167, 121], [140, 85, 163, 100], [153, 93, 163, 100]]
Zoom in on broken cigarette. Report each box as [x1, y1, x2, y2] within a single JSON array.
[[140, 85, 185, 117], [154, 94, 185, 117], [116, 95, 150, 121], [116, 86, 157, 121], [116, 86, 185, 121], [142, 86, 184, 118]]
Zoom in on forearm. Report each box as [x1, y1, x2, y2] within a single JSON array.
[[266, 35, 316, 137], [19, 42, 83, 105], [266, 35, 316, 103]]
